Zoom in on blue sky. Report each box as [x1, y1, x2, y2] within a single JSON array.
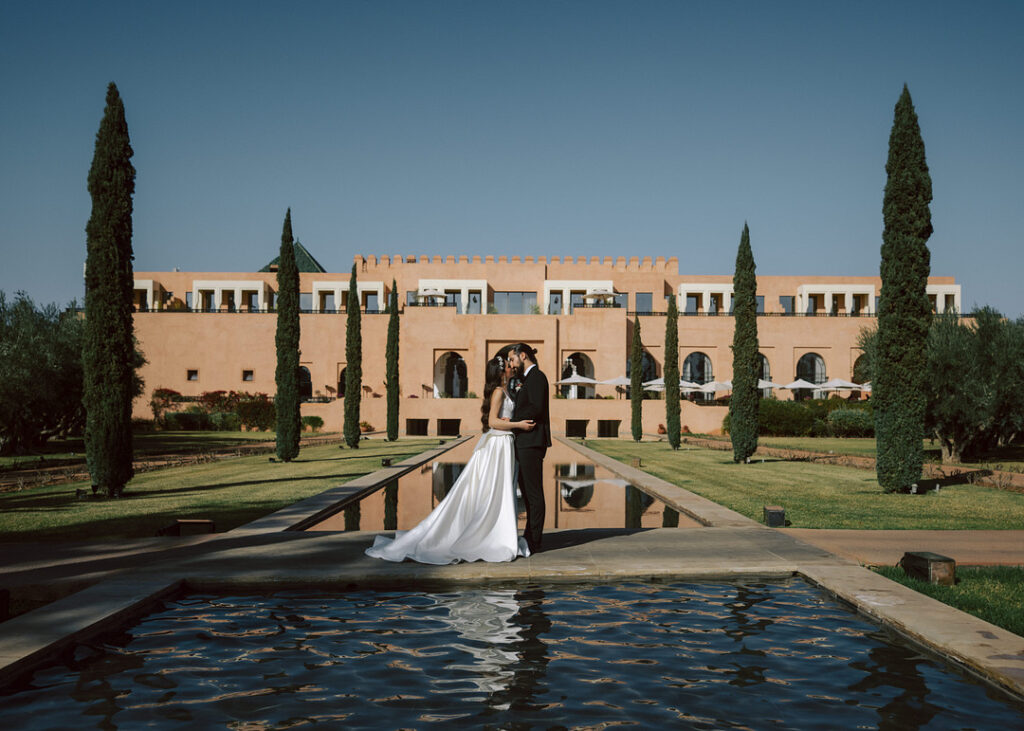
[[2, 1, 1022, 316]]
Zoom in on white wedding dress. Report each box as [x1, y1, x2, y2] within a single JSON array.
[[365, 391, 530, 564]]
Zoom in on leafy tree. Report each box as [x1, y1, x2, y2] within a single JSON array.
[[83, 83, 137, 498], [385, 279, 400, 441], [1, 294, 83, 453], [664, 294, 680, 449], [729, 223, 759, 462], [274, 209, 301, 461], [875, 85, 933, 492], [344, 264, 362, 448], [630, 316, 643, 441]]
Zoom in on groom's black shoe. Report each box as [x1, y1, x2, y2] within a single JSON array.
[[528, 540, 542, 555]]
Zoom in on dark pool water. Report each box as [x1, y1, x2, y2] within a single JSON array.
[[2, 580, 1021, 729]]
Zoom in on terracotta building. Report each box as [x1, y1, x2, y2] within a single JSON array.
[[131, 250, 961, 437]]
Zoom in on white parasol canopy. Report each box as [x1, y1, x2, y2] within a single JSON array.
[[781, 378, 820, 390], [555, 373, 598, 385], [642, 377, 665, 388], [700, 380, 732, 393], [599, 375, 632, 386], [758, 379, 785, 389], [818, 377, 862, 390]]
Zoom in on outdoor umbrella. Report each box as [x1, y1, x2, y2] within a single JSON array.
[[780, 378, 819, 390], [679, 379, 703, 391], [757, 379, 784, 390], [642, 377, 665, 389], [699, 380, 732, 393], [555, 374, 598, 385], [818, 377, 862, 391], [599, 376, 632, 386]]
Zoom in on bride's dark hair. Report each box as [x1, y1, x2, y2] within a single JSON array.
[[480, 355, 506, 432]]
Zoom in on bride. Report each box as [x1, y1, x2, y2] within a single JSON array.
[[365, 354, 535, 564]]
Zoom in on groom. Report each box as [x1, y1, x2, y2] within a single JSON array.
[[509, 343, 551, 554]]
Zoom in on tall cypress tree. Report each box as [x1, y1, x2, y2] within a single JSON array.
[[385, 279, 399, 441], [83, 82, 136, 499], [664, 295, 680, 449], [876, 85, 933, 492], [274, 209, 301, 462], [630, 316, 643, 441], [730, 223, 760, 463], [343, 264, 363, 448]]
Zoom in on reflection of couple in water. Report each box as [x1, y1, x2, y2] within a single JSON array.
[[433, 588, 551, 714], [366, 343, 551, 564]]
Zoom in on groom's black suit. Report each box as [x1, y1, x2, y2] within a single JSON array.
[[513, 363, 551, 553]]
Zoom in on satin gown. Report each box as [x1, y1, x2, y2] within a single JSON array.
[[365, 392, 530, 564]]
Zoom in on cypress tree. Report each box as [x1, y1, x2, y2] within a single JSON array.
[[630, 316, 643, 441], [343, 264, 363, 448], [83, 82, 136, 498], [274, 209, 301, 462], [876, 85, 933, 492], [729, 223, 760, 462], [385, 279, 399, 441], [664, 294, 680, 449]]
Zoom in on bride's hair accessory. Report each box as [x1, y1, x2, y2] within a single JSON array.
[[495, 354, 505, 370]]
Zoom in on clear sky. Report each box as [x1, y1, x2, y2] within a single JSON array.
[[2, 1, 1021, 316]]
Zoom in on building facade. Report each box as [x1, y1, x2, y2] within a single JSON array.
[[132, 253, 961, 437]]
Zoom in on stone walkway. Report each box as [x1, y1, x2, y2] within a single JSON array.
[[0, 435, 1022, 704]]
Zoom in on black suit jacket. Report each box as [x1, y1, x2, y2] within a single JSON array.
[[513, 365, 552, 449]]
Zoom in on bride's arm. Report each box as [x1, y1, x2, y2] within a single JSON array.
[[487, 389, 534, 431]]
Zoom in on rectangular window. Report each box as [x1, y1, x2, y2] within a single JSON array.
[[407, 291, 417, 306], [685, 294, 699, 314], [569, 292, 584, 313], [757, 295, 765, 314], [406, 418, 429, 436], [320, 293, 335, 311], [443, 292, 460, 314], [201, 291, 214, 311], [186, 291, 193, 309], [187, 369, 198, 381], [494, 291, 536, 314], [246, 292, 259, 311], [635, 292, 653, 313], [548, 292, 562, 315], [242, 370, 254, 382], [779, 295, 795, 315], [365, 292, 379, 312], [565, 419, 589, 438], [299, 293, 312, 312], [875, 296, 881, 312], [613, 292, 627, 309], [467, 291, 481, 314], [597, 419, 620, 438]]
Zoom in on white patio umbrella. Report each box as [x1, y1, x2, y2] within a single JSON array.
[[780, 378, 820, 390], [757, 379, 785, 389], [860, 381, 872, 393], [599, 375, 632, 386], [700, 380, 732, 393], [818, 377, 862, 391], [555, 373, 598, 385], [679, 379, 703, 391], [642, 377, 665, 388]]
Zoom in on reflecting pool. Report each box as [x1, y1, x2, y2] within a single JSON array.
[[307, 438, 701, 532], [2, 580, 1021, 728]]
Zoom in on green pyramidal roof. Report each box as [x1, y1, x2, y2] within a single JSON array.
[[260, 240, 327, 273]]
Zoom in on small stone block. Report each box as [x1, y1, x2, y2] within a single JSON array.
[[381, 458, 392, 466], [901, 551, 956, 586], [631, 458, 642, 468], [763, 505, 785, 527]]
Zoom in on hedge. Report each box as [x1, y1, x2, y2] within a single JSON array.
[[723, 398, 872, 437]]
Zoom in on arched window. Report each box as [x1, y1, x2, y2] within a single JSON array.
[[561, 352, 595, 399], [337, 367, 346, 399], [796, 352, 826, 400], [758, 353, 772, 398], [298, 366, 312, 402], [434, 352, 468, 398], [683, 351, 713, 402], [625, 350, 659, 398]]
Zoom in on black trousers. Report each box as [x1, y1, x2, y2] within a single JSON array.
[[516, 445, 546, 552]]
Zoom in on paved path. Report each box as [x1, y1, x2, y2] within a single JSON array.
[[780, 529, 1024, 567]]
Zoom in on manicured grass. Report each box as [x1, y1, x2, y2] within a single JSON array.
[[0, 431, 282, 470], [0, 438, 437, 542], [588, 440, 1024, 529], [756, 436, 881, 458], [875, 565, 1024, 638]]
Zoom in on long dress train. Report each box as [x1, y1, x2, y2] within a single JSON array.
[[365, 392, 530, 564]]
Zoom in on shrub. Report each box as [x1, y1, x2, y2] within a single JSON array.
[[209, 411, 242, 431], [131, 418, 156, 433], [758, 399, 817, 437], [237, 394, 276, 431], [828, 409, 875, 438], [303, 415, 324, 432], [150, 387, 183, 424], [163, 410, 211, 431], [359, 420, 374, 433]]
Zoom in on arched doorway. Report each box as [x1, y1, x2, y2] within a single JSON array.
[[758, 353, 772, 398], [625, 350, 659, 398], [683, 351, 713, 402], [796, 352, 826, 400], [299, 366, 312, 401], [434, 352, 468, 398], [561, 352, 595, 399], [337, 367, 346, 399]]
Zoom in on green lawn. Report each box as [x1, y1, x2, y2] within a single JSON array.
[[588, 440, 1024, 529], [875, 565, 1024, 637], [0, 431, 283, 470], [0, 438, 437, 542]]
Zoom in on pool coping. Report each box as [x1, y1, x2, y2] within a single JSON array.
[[0, 435, 1022, 706]]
